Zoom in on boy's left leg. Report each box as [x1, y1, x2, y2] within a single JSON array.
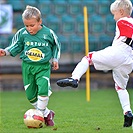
[[37, 96, 55, 126], [36, 68, 55, 126], [57, 53, 92, 87]]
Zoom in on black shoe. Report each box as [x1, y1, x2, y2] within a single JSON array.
[[123, 111, 133, 127], [57, 78, 78, 88]]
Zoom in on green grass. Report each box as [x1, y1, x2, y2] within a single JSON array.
[[0, 89, 133, 133]]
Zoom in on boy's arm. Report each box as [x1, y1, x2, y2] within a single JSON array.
[[117, 19, 133, 38], [4, 48, 10, 56], [50, 29, 61, 61], [0, 49, 6, 56], [0, 44, 12, 57], [6, 29, 24, 57], [52, 61, 59, 70]]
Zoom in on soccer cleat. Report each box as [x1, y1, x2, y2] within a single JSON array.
[[123, 111, 133, 127], [56, 78, 78, 88], [44, 110, 55, 126]]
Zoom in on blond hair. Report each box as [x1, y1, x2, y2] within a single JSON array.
[[110, 0, 133, 15], [22, 5, 41, 21]]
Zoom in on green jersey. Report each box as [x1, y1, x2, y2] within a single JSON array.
[[6, 25, 61, 64]]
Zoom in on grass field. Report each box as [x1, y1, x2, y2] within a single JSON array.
[[0, 89, 133, 133]]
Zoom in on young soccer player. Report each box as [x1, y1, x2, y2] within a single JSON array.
[[57, 0, 133, 127], [0, 5, 61, 126]]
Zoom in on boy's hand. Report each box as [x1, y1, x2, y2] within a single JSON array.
[[0, 49, 6, 56], [52, 61, 59, 70]]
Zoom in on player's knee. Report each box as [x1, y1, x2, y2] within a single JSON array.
[[115, 83, 124, 91], [84, 52, 93, 65]]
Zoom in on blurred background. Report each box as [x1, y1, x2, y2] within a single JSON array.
[[0, 0, 133, 91]]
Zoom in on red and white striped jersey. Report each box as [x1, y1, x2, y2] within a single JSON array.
[[112, 17, 133, 47]]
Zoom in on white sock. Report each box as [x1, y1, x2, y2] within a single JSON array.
[[37, 96, 50, 117], [44, 107, 50, 117], [72, 57, 89, 80], [117, 89, 132, 114]]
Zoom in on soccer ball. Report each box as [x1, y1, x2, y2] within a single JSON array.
[[24, 109, 44, 128]]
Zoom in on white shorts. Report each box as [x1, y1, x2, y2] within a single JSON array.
[[91, 45, 133, 89]]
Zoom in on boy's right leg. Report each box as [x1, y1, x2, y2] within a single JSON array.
[[115, 85, 133, 127], [22, 62, 38, 103], [123, 111, 133, 127], [113, 65, 133, 127]]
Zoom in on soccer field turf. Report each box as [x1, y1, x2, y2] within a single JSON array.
[[0, 89, 133, 133]]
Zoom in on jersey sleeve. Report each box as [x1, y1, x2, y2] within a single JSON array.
[[50, 29, 61, 61], [6, 29, 24, 57], [117, 19, 133, 38]]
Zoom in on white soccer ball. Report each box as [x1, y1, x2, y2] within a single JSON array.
[[24, 109, 44, 128]]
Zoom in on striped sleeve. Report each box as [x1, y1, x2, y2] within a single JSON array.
[[6, 29, 24, 57], [50, 29, 61, 61]]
